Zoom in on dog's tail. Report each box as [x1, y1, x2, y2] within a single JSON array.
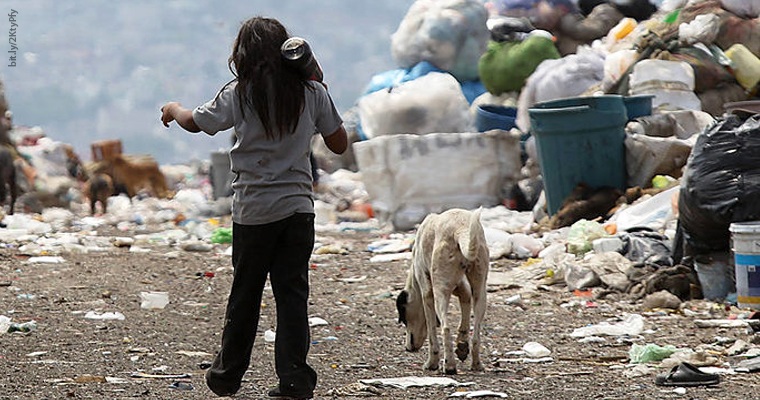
[[457, 207, 483, 263]]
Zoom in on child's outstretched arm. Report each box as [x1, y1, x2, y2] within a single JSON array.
[[161, 102, 200, 133], [324, 125, 347, 154]]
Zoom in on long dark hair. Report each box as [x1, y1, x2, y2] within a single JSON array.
[[228, 17, 311, 140]]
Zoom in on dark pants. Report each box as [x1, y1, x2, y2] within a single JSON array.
[[206, 213, 317, 396]]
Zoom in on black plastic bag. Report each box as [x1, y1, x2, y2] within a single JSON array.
[[620, 229, 673, 267], [487, 16, 534, 42], [679, 115, 760, 254]]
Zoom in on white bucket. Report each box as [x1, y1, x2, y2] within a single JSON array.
[[730, 222, 760, 309]]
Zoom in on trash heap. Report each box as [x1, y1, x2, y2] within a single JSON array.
[[310, 0, 760, 306], [0, 0, 758, 309]]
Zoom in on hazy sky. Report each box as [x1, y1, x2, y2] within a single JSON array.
[[0, 1, 413, 164]]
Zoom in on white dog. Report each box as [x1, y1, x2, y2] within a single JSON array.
[[396, 208, 489, 374]]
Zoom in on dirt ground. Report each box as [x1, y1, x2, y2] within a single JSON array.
[[1, 225, 758, 400]]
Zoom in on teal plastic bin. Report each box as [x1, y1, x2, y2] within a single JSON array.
[[624, 95, 655, 120], [475, 105, 517, 132], [529, 95, 628, 215]]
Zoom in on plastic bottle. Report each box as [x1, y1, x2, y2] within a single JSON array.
[[608, 18, 637, 42], [281, 37, 323, 82], [725, 44, 760, 91]]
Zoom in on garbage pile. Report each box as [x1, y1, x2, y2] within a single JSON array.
[[1, 0, 759, 309], [309, 0, 760, 307]]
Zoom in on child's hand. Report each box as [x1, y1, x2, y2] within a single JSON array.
[[160, 102, 180, 127]]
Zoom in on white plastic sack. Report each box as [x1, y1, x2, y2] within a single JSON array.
[[720, 0, 760, 18], [610, 186, 679, 233], [357, 72, 473, 139], [625, 134, 695, 188], [570, 313, 645, 337], [629, 60, 701, 112], [630, 60, 695, 91], [516, 47, 606, 133], [678, 14, 719, 45], [484, 227, 512, 260], [602, 49, 638, 92], [354, 130, 521, 230], [391, 0, 489, 81]]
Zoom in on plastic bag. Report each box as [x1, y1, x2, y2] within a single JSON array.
[[479, 32, 560, 96], [602, 49, 637, 92], [620, 230, 673, 267], [391, 0, 489, 81], [357, 72, 473, 139], [210, 227, 232, 244], [354, 131, 522, 230], [679, 116, 760, 253], [515, 47, 604, 132], [611, 186, 679, 233], [570, 313, 645, 337], [566, 219, 609, 255], [484, 227, 513, 259], [487, 16, 534, 42], [678, 14, 719, 45], [362, 61, 442, 96], [629, 343, 679, 364], [624, 134, 694, 188], [629, 60, 701, 112]]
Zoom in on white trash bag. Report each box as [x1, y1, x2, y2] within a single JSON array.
[[391, 0, 489, 81]]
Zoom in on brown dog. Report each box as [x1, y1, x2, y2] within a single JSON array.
[[110, 155, 169, 198], [396, 208, 489, 374], [550, 183, 624, 229], [83, 173, 114, 215]]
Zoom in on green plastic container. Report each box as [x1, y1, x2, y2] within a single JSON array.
[[529, 95, 628, 215]]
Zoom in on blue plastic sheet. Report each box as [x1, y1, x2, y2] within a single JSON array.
[[362, 62, 441, 96]]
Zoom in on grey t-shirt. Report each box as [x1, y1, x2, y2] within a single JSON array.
[[193, 80, 342, 225]]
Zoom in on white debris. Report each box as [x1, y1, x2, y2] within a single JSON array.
[[571, 314, 645, 337], [370, 253, 413, 263], [84, 311, 125, 321], [309, 317, 329, 327], [449, 390, 509, 398], [523, 342, 551, 358], [27, 256, 66, 264], [360, 376, 475, 389], [140, 292, 169, 310]]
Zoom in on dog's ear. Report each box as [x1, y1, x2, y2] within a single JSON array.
[[396, 290, 408, 324]]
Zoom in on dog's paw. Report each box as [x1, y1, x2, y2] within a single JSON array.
[[444, 366, 458, 375], [423, 360, 440, 371], [471, 362, 485, 372], [455, 342, 469, 361]]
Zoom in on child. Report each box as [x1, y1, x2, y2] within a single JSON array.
[[160, 16, 347, 399]]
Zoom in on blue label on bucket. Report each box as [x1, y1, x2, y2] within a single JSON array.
[[735, 254, 760, 266], [747, 265, 760, 288], [735, 254, 760, 301]]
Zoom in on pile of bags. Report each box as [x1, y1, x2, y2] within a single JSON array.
[[315, 0, 760, 237]]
